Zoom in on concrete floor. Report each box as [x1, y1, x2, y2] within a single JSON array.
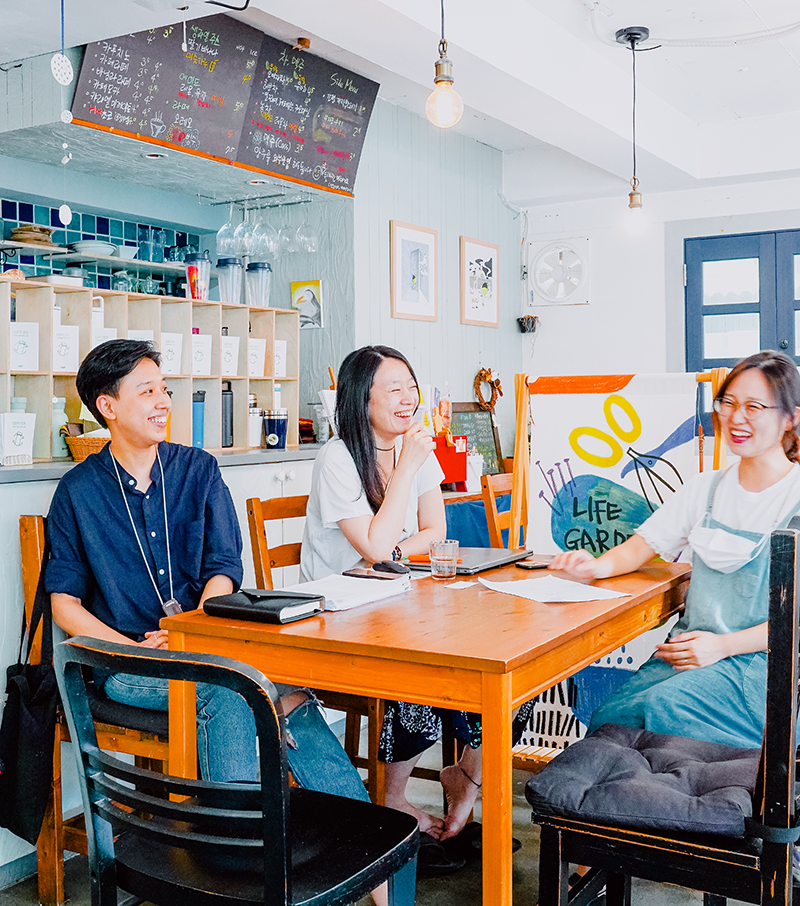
[[0, 741, 740, 906]]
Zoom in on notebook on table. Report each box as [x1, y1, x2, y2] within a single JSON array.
[[407, 547, 533, 576]]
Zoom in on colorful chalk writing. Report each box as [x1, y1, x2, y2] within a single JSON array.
[[71, 13, 378, 195]]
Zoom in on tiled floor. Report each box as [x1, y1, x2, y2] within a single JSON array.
[[0, 742, 736, 906]]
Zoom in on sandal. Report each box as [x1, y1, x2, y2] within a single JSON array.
[[417, 832, 467, 877], [441, 821, 522, 860]]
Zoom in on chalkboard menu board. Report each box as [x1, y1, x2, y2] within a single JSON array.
[[71, 14, 379, 196], [451, 403, 503, 475]]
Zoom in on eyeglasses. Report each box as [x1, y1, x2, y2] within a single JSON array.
[[713, 397, 779, 420]]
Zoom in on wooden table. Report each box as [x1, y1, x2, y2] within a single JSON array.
[[165, 561, 689, 906]]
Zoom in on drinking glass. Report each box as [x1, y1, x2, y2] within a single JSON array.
[[278, 224, 298, 256], [233, 205, 256, 258], [295, 220, 318, 253], [252, 215, 278, 260], [216, 204, 236, 257], [429, 539, 459, 580]]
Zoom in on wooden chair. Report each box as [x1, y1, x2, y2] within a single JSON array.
[[246, 496, 458, 803], [55, 637, 418, 906], [529, 524, 800, 906], [481, 472, 528, 549], [20, 516, 170, 906]]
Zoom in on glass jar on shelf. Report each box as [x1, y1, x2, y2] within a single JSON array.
[[112, 270, 132, 292]]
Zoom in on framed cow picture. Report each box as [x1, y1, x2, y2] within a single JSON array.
[[460, 236, 499, 328]]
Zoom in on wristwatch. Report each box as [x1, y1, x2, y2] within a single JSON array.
[[391, 545, 403, 561]]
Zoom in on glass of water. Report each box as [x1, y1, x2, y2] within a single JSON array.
[[429, 539, 459, 580]]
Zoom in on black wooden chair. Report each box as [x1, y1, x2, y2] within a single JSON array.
[[528, 524, 800, 906], [54, 636, 419, 906]]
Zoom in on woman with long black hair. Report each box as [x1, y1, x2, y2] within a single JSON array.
[[301, 346, 482, 851]]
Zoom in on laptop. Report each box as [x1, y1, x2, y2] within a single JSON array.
[[407, 547, 533, 576]]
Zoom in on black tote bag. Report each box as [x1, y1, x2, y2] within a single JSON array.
[[0, 529, 59, 845]]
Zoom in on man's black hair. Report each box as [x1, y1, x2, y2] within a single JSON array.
[[76, 339, 161, 428]]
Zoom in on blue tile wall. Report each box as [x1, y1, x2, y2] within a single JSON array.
[[1, 193, 212, 290]]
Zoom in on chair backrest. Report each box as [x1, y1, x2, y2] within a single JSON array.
[[55, 637, 290, 897], [20, 515, 47, 665], [246, 495, 308, 589], [481, 473, 528, 549], [758, 526, 800, 838]]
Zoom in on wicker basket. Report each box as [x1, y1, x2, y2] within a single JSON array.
[[64, 435, 110, 462]]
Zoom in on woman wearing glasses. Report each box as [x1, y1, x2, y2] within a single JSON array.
[[549, 350, 800, 749]]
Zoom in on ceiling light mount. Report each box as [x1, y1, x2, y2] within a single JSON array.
[[142, 151, 168, 160], [425, 0, 464, 129], [615, 26, 650, 47]]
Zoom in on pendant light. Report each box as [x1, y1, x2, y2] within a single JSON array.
[[425, 0, 464, 129], [615, 26, 649, 210]]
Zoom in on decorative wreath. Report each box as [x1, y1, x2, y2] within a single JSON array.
[[474, 367, 503, 412]]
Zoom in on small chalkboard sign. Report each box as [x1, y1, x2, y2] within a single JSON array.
[[451, 403, 503, 475], [71, 13, 379, 197]]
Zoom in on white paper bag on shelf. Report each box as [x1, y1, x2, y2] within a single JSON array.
[[160, 332, 184, 375], [221, 335, 240, 376], [273, 339, 287, 377], [128, 329, 154, 342], [92, 327, 118, 349], [466, 454, 484, 493], [318, 389, 336, 424], [10, 322, 39, 371], [53, 325, 79, 372], [192, 334, 212, 376], [248, 338, 267, 377], [0, 412, 36, 465]]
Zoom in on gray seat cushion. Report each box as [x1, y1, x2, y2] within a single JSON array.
[[525, 723, 760, 837]]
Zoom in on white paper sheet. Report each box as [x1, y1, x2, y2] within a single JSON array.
[[285, 573, 411, 611], [478, 575, 630, 603], [444, 581, 478, 589]]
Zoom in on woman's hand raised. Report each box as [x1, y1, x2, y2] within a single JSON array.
[[395, 422, 436, 475]]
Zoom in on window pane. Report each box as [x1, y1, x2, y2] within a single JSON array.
[[703, 313, 760, 359], [703, 258, 759, 305], [795, 311, 800, 356], [794, 254, 800, 302]]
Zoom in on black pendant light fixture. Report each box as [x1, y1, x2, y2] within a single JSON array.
[[615, 26, 649, 210]]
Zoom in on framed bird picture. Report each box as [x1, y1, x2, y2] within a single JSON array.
[[460, 236, 500, 328], [291, 279, 323, 329]]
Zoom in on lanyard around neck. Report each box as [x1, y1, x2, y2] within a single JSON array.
[[111, 448, 176, 611]]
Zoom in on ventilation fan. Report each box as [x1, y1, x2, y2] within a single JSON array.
[[529, 238, 590, 306]]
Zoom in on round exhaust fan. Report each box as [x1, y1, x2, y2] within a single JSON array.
[[530, 239, 590, 305]]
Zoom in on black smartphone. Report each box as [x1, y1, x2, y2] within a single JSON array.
[[342, 568, 400, 580], [515, 560, 550, 570]]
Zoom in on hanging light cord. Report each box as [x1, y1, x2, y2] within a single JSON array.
[[630, 37, 637, 185], [61, 0, 65, 54]]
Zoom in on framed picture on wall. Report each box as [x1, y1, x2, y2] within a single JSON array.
[[460, 236, 500, 328], [390, 220, 438, 321]]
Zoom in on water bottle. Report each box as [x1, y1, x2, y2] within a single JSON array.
[[221, 381, 233, 448], [52, 397, 69, 458], [192, 390, 206, 448]]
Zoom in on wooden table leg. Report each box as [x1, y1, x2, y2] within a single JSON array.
[[168, 630, 197, 779], [481, 671, 513, 906]]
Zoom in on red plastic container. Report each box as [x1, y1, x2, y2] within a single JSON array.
[[433, 434, 468, 484]]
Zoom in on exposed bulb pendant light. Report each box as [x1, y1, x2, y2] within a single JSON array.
[[425, 0, 463, 129], [615, 26, 649, 210]]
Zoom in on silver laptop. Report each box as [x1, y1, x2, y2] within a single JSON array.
[[408, 547, 533, 576]]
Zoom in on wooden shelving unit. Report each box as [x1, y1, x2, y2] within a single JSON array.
[[0, 276, 299, 459]]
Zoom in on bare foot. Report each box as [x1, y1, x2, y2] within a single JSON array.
[[384, 796, 444, 838], [440, 763, 481, 840]]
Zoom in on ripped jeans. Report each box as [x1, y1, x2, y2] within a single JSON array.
[[103, 673, 369, 801]]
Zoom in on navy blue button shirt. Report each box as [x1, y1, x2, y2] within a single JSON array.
[[45, 442, 243, 639]]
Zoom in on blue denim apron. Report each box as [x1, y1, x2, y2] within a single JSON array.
[[589, 468, 799, 749]]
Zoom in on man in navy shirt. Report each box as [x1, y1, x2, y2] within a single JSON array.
[[46, 340, 370, 796]]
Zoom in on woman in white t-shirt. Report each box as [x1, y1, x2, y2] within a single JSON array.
[[301, 346, 482, 850], [549, 350, 800, 750]]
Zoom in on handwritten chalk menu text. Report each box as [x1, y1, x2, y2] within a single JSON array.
[[236, 34, 378, 193], [72, 14, 379, 196]]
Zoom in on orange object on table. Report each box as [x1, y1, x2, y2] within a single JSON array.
[[406, 554, 463, 563], [433, 434, 467, 484]]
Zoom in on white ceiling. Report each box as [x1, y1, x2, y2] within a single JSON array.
[[2, 0, 799, 206]]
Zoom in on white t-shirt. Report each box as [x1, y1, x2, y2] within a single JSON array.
[[300, 436, 445, 581], [637, 461, 800, 561]]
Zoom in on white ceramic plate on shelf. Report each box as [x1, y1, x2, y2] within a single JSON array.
[[69, 240, 117, 256]]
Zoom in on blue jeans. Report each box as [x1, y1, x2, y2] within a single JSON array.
[[103, 674, 369, 799]]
